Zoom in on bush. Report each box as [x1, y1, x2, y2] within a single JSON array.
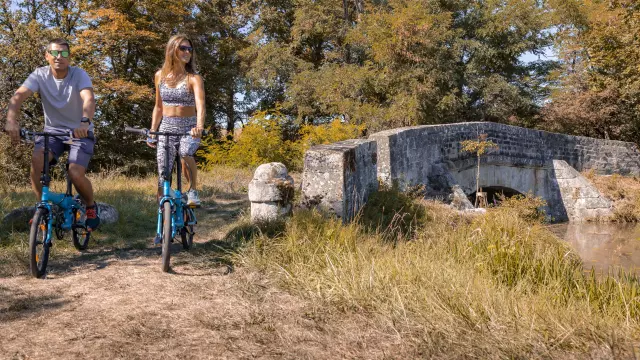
[[0, 136, 32, 191], [494, 192, 547, 224], [199, 108, 365, 172], [358, 182, 428, 243]]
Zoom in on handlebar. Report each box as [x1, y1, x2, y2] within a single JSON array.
[[125, 127, 209, 137]]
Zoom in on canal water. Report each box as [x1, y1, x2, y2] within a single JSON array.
[[549, 223, 640, 274]]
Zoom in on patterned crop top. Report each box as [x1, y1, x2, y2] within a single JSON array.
[[159, 77, 196, 107]]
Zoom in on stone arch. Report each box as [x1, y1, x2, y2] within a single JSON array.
[[468, 186, 523, 206], [449, 164, 550, 200]]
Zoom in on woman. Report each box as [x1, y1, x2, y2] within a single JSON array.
[[148, 34, 205, 207]]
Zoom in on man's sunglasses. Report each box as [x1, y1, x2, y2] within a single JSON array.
[[48, 50, 70, 58], [178, 46, 193, 53]]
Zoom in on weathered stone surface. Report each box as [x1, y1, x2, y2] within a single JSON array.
[[370, 122, 640, 191], [552, 160, 613, 222], [1, 202, 119, 232], [301, 139, 378, 221], [365, 122, 636, 223], [97, 203, 119, 225], [248, 162, 294, 222], [448, 185, 474, 211], [250, 202, 292, 222]]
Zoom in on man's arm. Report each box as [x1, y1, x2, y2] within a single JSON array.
[[4, 86, 34, 144], [75, 88, 96, 138]]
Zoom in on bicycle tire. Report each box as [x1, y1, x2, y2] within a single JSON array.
[[181, 207, 194, 250], [161, 201, 172, 272], [29, 208, 50, 278], [72, 208, 91, 250]]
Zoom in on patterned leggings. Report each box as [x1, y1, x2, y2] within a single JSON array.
[[157, 116, 200, 188]]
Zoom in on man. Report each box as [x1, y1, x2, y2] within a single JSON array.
[[4, 38, 100, 230]]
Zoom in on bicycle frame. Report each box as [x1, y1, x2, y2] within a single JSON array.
[[155, 133, 197, 241], [35, 132, 85, 244]]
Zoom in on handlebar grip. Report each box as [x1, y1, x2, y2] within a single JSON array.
[[125, 127, 148, 135]]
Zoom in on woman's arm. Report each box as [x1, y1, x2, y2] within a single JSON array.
[[191, 74, 206, 137], [151, 71, 163, 131]]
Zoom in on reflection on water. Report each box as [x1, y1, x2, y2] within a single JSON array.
[[549, 223, 640, 274]]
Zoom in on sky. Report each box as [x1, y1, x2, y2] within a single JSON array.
[[519, 46, 558, 64]]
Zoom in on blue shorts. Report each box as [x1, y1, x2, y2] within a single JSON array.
[[34, 129, 95, 169]]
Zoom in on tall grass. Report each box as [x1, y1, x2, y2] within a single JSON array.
[[238, 188, 640, 357]]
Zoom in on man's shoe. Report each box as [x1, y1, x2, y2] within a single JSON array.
[[186, 190, 201, 207], [153, 234, 162, 245], [85, 204, 100, 231]]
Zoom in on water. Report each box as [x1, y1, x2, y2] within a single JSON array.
[[549, 223, 640, 274]]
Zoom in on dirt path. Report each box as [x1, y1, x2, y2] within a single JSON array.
[[0, 198, 406, 360]]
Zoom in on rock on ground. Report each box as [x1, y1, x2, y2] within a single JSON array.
[[1, 202, 119, 232]]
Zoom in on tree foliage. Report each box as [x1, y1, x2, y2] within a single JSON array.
[[540, 0, 640, 143], [3, 0, 638, 181]]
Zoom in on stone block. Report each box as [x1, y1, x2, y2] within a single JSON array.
[[248, 163, 294, 222], [301, 139, 377, 221]]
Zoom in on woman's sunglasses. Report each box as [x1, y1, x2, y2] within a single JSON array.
[[48, 50, 70, 58], [178, 45, 193, 53]]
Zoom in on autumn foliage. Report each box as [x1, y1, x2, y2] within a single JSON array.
[[1, 0, 639, 182]]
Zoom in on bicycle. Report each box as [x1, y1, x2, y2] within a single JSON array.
[[17, 129, 94, 278], [125, 126, 204, 272]]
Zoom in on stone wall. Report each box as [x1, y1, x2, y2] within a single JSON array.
[[301, 139, 378, 221], [552, 160, 613, 222], [370, 122, 640, 188]]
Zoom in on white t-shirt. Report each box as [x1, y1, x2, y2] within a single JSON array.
[[22, 66, 93, 131]]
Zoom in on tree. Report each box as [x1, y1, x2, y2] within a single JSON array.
[[243, 0, 558, 131], [460, 133, 498, 207], [541, 0, 640, 143]]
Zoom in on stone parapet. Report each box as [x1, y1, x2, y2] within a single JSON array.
[[370, 122, 640, 189], [301, 139, 378, 221]]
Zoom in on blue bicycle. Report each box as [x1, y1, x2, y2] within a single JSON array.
[[125, 126, 202, 272], [21, 129, 93, 278]]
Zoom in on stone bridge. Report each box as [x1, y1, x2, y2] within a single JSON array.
[[301, 122, 640, 223]]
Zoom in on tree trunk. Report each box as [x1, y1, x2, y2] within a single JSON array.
[[475, 153, 480, 207], [225, 88, 236, 136]]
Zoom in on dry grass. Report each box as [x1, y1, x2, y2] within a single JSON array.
[[587, 172, 640, 222], [3, 167, 640, 358], [239, 189, 640, 358]]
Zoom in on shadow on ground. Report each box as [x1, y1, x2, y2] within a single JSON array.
[[0, 285, 69, 323]]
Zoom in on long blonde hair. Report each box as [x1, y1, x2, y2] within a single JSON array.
[[160, 34, 197, 89]]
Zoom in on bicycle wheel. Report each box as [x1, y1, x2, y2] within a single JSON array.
[[181, 207, 194, 250], [29, 208, 50, 278], [161, 201, 172, 272], [72, 208, 90, 251]]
